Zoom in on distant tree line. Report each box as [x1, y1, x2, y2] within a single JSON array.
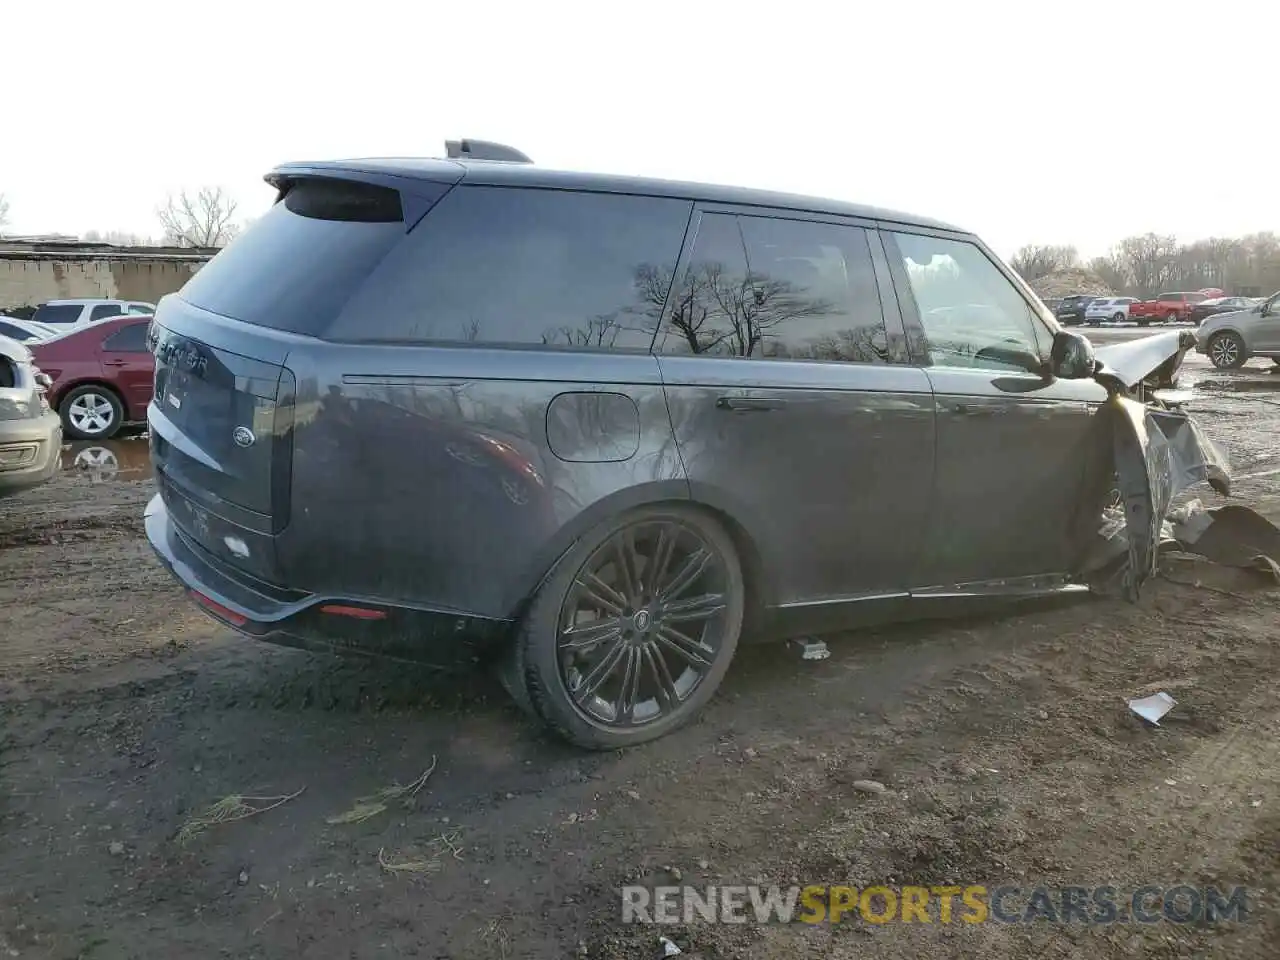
[[1011, 233, 1280, 299], [1, 186, 242, 248]]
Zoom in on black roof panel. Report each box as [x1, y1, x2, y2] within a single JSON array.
[[268, 157, 966, 234]]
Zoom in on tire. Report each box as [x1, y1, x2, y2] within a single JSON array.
[[512, 504, 746, 749], [1208, 332, 1247, 369], [60, 384, 124, 440], [1137, 316, 1151, 327], [1112, 312, 1125, 323], [1166, 311, 1179, 324]]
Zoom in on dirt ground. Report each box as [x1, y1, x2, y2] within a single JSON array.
[[3, 354, 1280, 960]]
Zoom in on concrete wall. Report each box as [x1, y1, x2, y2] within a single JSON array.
[[0, 249, 212, 312]]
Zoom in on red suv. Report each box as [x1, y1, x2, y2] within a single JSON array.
[[30, 315, 154, 440]]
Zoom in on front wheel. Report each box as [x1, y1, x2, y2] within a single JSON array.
[[1112, 312, 1125, 323], [1208, 332, 1247, 369], [1166, 311, 1179, 324], [513, 505, 745, 749]]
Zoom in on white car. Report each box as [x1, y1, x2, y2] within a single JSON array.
[[1085, 296, 1140, 325], [0, 316, 59, 343], [29, 298, 155, 331]]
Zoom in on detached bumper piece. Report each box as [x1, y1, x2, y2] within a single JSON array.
[[144, 494, 512, 668], [1078, 332, 1280, 599]]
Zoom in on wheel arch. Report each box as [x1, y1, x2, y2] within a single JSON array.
[[502, 479, 774, 630]]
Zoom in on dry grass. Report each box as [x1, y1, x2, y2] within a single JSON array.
[[376, 830, 465, 877], [327, 755, 438, 825], [176, 787, 305, 845], [478, 916, 513, 960]]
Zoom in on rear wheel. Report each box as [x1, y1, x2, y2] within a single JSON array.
[[1208, 332, 1247, 369], [513, 505, 745, 749], [60, 385, 124, 440], [1112, 311, 1125, 323], [1166, 310, 1179, 324]]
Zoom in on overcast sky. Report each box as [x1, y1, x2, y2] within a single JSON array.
[[2, 0, 1274, 258]]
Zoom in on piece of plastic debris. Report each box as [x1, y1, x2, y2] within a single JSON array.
[[1128, 692, 1176, 726], [791, 637, 830, 660], [658, 936, 682, 957]]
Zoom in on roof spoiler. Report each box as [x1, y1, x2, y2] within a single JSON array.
[[444, 139, 532, 163]]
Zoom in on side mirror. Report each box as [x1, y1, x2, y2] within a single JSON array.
[[1050, 330, 1097, 380]]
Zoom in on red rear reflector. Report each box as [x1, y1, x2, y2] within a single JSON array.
[[190, 591, 248, 627], [319, 604, 387, 620]]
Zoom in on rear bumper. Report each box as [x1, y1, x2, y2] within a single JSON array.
[[0, 412, 62, 496], [144, 494, 513, 668]]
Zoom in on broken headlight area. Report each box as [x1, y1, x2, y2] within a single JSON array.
[[1076, 330, 1280, 600]]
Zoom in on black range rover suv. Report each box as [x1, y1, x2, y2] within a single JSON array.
[[145, 139, 1106, 749]]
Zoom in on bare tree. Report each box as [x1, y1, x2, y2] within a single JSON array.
[[157, 187, 240, 247], [0, 193, 10, 231], [1009, 244, 1081, 283], [83, 229, 152, 246]]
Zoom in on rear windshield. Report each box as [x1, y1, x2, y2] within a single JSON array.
[[178, 178, 435, 335], [32, 303, 83, 326]]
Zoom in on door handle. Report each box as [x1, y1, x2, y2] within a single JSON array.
[[103, 359, 128, 367], [951, 402, 1005, 417], [716, 397, 784, 413]]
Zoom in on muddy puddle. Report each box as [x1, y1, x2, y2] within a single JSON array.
[[59, 435, 152, 484]]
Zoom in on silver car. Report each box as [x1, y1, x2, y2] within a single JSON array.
[[1196, 290, 1280, 369], [0, 334, 62, 497]]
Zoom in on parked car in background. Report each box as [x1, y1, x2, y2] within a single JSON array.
[[0, 316, 58, 342], [0, 333, 62, 497], [1128, 291, 1208, 326], [1055, 294, 1100, 325], [1084, 296, 1139, 324], [144, 141, 1129, 749], [30, 299, 156, 330], [30, 315, 154, 440], [1196, 291, 1280, 368], [1188, 296, 1257, 326]]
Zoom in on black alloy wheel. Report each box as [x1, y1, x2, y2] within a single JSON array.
[[510, 506, 745, 749]]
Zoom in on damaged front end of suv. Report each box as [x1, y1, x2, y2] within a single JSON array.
[[1070, 328, 1277, 599]]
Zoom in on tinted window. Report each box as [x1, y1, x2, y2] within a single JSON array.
[[179, 178, 421, 335], [655, 213, 750, 355], [103, 322, 150, 352], [89, 304, 123, 322], [0, 321, 35, 341], [32, 304, 83, 326], [657, 215, 889, 363], [127, 303, 153, 314], [331, 187, 693, 348], [740, 217, 887, 362], [889, 232, 1043, 372]]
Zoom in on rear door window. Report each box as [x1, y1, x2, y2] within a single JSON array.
[[103, 322, 151, 352], [330, 186, 693, 349], [660, 216, 890, 363], [89, 304, 123, 322], [178, 178, 427, 336]]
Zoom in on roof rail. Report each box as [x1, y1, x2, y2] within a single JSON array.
[[444, 139, 532, 163]]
